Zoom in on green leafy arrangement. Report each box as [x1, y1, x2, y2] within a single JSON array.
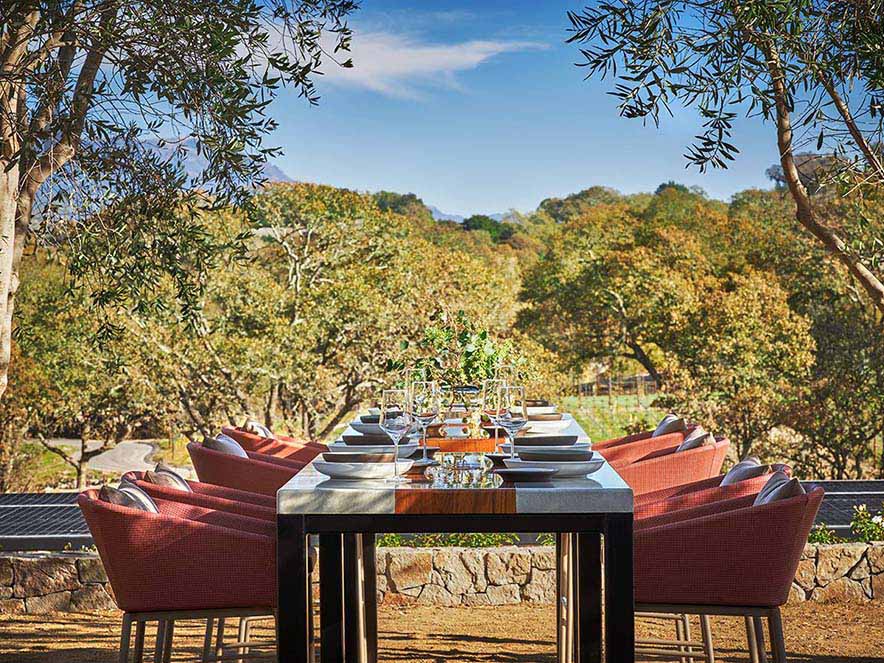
[[406, 310, 513, 387]]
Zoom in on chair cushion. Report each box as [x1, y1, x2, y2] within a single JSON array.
[[675, 426, 712, 452], [146, 464, 193, 492], [721, 459, 771, 486], [653, 414, 687, 437], [244, 419, 274, 438], [753, 471, 806, 506], [101, 484, 159, 513], [204, 434, 248, 458]]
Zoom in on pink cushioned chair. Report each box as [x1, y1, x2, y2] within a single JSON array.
[[188, 442, 305, 497], [634, 468, 781, 520], [121, 471, 276, 522], [221, 425, 326, 463], [78, 489, 282, 663], [611, 437, 730, 496], [635, 488, 824, 663], [593, 430, 687, 465]]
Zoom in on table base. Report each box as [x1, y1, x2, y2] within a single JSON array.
[[278, 513, 633, 663]]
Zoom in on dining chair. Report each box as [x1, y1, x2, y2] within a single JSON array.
[[78, 489, 282, 663], [634, 488, 824, 663], [634, 468, 783, 519], [610, 437, 730, 496], [220, 425, 326, 463], [187, 442, 305, 497], [121, 471, 276, 521]]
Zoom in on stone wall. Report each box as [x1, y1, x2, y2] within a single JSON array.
[[3, 543, 882, 614], [790, 543, 884, 603], [0, 553, 116, 614]]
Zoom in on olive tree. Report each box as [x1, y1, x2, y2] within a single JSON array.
[[0, 0, 357, 397], [567, 0, 884, 316]]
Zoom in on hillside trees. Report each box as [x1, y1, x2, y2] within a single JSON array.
[[129, 183, 520, 441], [0, 0, 357, 398], [567, 0, 884, 316]]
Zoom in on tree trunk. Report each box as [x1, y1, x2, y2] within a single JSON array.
[[0, 167, 21, 399], [76, 438, 88, 488], [764, 46, 884, 316]]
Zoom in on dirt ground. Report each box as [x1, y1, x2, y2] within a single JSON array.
[[1, 603, 883, 662]]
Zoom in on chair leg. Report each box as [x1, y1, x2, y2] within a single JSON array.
[[119, 614, 133, 663], [768, 608, 787, 663], [745, 616, 759, 663], [753, 616, 768, 663], [162, 620, 174, 663], [699, 614, 715, 663], [202, 618, 215, 663], [237, 617, 252, 663], [683, 614, 696, 663], [134, 620, 146, 663], [154, 620, 166, 663], [214, 618, 226, 660], [675, 616, 687, 663]]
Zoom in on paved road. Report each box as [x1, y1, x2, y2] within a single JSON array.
[[43, 439, 193, 478]]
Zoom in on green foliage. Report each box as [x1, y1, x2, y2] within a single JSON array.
[[654, 181, 690, 196], [807, 524, 844, 545], [462, 214, 515, 243], [564, 395, 664, 444], [851, 505, 884, 543], [412, 310, 513, 387], [376, 532, 520, 548]]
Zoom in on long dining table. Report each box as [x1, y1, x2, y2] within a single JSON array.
[[276, 416, 635, 663]]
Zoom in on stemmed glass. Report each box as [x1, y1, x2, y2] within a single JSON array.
[[482, 378, 506, 451], [493, 384, 529, 459], [379, 389, 413, 483], [411, 381, 439, 461]]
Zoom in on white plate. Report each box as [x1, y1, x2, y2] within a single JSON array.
[[499, 442, 591, 454], [327, 442, 419, 457], [527, 405, 558, 415], [350, 422, 384, 435], [503, 457, 604, 478], [524, 419, 571, 433], [314, 460, 414, 480]]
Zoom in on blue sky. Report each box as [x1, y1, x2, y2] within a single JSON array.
[[271, 1, 779, 216]]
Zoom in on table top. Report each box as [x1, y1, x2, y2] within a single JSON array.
[[277, 414, 633, 516]]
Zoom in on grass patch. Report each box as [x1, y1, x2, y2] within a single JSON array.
[[563, 394, 665, 443]]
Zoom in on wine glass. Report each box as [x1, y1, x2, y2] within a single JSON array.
[[494, 384, 529, 459], [482, 378, 506, 451], [379, 389, 413, 483], [411, 381, 439, 461]]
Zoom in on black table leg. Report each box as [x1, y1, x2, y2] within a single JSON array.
[[361, 533, 378, 663], [343, 534, 362, 663], [278, 515, 311, 663], [577, 532, 602, 663], [320, 534, 345, 663], [604, 514, 634, 663]]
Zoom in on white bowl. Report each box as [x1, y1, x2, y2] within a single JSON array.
[[526, 406, 558, 415], [350, 422, 384, 435], [314, 460, 414, 480], [327, 442, 419, 457], [503, 457, 604, 478], [525, 419, 571, 433], [500, 441, 591, 454]]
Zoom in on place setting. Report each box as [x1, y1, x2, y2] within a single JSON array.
[[320, 384, 443, 482]]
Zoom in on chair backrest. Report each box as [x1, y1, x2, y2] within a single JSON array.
[[122, 472, 275, 521], [635, 488, 824, 608], [612, 439, 730, 496], [77, 490, 275, 612], [595, 431, 686, 465], [220, 425, 325, 463], [635, 471, 775, 522], [187, 443, 301, 497]]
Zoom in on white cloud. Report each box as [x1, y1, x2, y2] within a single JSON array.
[[321, 31, 546, 99]]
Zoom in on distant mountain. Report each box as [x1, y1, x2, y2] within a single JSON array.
[[146, 138, 293, 184], [427, 205, 510, 223]]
